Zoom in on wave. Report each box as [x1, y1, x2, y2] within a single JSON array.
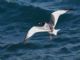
[[5, 0, 80, 11], [0, 0, 80, 60]]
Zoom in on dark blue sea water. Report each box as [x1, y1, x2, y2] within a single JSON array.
[[0, 0, 80, 60]]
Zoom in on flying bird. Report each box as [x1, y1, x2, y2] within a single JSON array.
[[24, 10, 68, 42]]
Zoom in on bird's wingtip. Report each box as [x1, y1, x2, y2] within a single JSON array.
[[23, 37, 28, 44], [23, 39, 28, 44]]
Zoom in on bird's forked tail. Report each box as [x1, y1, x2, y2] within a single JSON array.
[[49, 29, 60, 36], [53, 29, 60, 35]]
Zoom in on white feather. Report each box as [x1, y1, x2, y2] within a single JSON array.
[[51, 10, 68, 28], [25, 10, 68, 40]]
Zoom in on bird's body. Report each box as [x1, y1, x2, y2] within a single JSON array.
[[24, 10, 68, 41]]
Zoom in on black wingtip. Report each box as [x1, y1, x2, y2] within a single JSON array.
[[23, 38, 27, 44]]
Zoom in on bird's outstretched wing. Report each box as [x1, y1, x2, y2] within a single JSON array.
[[25, 23, 50, 40], [25, 27, 40, 39], [51, 12, 60, 28], [51, 10, 68, 28]]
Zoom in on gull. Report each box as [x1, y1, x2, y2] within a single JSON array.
[[24, 10, 68, 41]]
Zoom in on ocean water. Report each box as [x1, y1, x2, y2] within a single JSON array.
[[0, 0, 80, 60]]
